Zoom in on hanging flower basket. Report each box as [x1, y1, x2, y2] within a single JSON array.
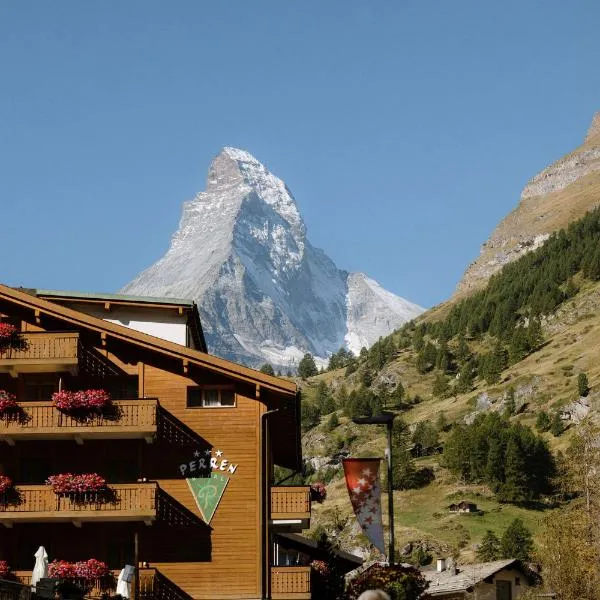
[[0, 391, 18, 417], [52, 390, 112, 414], [0, 324, 28, 354], [0, 560, 13, 579], [46, 473, 108, 495], [0, 476, 13, 495], [310, 482, 327, 503]]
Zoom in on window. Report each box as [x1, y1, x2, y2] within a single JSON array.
[[187, 387, 235, 408], [515, 577, 520, 586]]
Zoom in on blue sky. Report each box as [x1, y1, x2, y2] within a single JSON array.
[[1, 1, 598, 308]]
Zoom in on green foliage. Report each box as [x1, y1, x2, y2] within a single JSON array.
[[315, 381, 335, 414], [298, 353, 318, 378], [432, 373, 450, 398], [344, 387, 382, 419], [436, 412, 449, 432], [480, 343, 508, 385], [301, 401, 321, 432], [443, 413, 554, 503], [327, 347, 356, 371], [390, 419, 435, 490], [326, 412, 340, 431], [476, 530, 501, 562], [259, 363, 275, 375], [550, 411, 564, 437], [345, 564, 429, 600], [412, 421, 439, 452], [578, 372, 590, 397], [504, 387, 516, 417], [456, 360, 475, 393], [500, 518, 534, 562], [535, 410, 551, 432]]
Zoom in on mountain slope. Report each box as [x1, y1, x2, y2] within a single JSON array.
[[456, 112, 600, 295], [123, 148, 423, 366]]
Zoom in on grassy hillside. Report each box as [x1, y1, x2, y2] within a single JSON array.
[[297, 211, 600, 564]]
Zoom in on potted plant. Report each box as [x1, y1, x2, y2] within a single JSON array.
[[49, 559, 110, 599], [0, 476, 13, 495], [0, 560, 12, 580]]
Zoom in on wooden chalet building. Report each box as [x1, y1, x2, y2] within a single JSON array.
[[0, 285, 312, 600]]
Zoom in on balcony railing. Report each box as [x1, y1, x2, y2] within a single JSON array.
[[14, 568, 182, 600], [0, 483, 157, 525], [271, 486, 311, 521], [271, 566, 311, 599], [0, 399, 158, 443], [0, 332, 79, 375]]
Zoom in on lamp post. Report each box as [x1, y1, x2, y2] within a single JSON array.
[[352, 410, 396, 565]]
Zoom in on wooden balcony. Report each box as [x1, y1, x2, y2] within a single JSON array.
[[0, 398, 158, 445], [271, 566, 311, 599], [0, 332, 79, 376], [0, 483, 158, 526], [271, 486, 311, 521]]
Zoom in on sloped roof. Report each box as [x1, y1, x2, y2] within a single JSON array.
[[423, 559, 519, 595], [0, 283, 296, 396]]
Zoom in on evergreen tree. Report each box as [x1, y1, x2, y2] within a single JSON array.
[[578, 372, 590, 397], [508, 326, 530, 364], [456, 333, 470, 364], [432, 373, 450, 398], [259, 363, 275, 376], [456, 361, 475, 393], [500, 519, 534, 562], [336, 385, 349, 410], [301, 401, 321, 432], [436, 412, 449, 432], [298, 353, 318, 378], [326, 412, 339, 431], [485, 436, 505, 492], [536, 411, 551, 432], [527, 316, 543, 350], [504, 387, 516, 417], [412, 421, 439, 453], [476, 530, 501, 562], [390, 381, 405, 407], [315, 381, 335, 414], [391, 419, 418, 490], [550, 411, 564, 437], [500, 436, 530, 503]]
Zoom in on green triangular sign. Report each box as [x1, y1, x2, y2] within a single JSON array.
[[187, 473, 230, 524]]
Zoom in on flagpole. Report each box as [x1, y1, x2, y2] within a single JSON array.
[[352, 411, 396, 565]]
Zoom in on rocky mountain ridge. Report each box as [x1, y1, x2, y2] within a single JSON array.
[[456, 112, 600, 295], [123, 147, 423, 367]]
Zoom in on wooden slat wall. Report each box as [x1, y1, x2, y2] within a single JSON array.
[[142, 365, 262, 599]]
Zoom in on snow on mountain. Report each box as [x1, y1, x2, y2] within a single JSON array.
[[122, 148, 424, 367]]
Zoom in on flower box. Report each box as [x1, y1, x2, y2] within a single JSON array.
[[48, 559, 109, 580], [52, 390, 112, 413], [46, 473, 108, 495], [0, 391, 18, 416]]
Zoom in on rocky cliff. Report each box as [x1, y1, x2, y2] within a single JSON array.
[[456, 112, 600, 295]]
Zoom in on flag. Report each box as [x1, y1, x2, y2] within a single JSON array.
[[342, 458, 385, 554]]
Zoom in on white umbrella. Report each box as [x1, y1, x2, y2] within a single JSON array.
[[116, 568, 131, 599], [31, 546, 48, 590]]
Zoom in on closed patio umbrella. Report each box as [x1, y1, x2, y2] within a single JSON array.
[[116, 566, 132, 599], [31, 546, 48, 590]]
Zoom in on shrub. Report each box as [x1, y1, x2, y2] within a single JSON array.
[[0, 475, 13, 494], [310, 482, 327, 503]]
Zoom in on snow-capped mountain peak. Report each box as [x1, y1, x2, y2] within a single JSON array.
[[123, 148, 424, 367]]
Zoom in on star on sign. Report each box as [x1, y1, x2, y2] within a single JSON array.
[[215, 450, 223, 457], [204, 449, 212, 456], [193, 450, 201, 458]]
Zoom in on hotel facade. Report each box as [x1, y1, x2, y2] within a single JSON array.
[[0, 284, 313, 600]]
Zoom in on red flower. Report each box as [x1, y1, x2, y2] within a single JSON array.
[[310, 482, 327, 503], [310, 560, 331, 577], [0, 476, 13, 495], [0, 391, 17, 415], [52, 390, 112, 412], [0, 561, 11, 578], [48, 559, 108, 581], [0, 324, 17, 341], [46, 473, 107, 494]]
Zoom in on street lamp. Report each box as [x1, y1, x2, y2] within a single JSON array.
[[352, 410, 396, 565]]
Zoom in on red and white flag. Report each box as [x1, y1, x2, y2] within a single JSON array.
[[342, 458, 385, 554]]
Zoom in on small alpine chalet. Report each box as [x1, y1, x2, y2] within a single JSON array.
[[0, 285, 311, 600]]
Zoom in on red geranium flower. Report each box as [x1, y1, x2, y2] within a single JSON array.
[[0, 476, 13, 495], [0, 391, 17, 415], [46, 473, 107, 494]]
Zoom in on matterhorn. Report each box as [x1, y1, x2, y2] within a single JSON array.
[[122, 148, 423, 368]]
